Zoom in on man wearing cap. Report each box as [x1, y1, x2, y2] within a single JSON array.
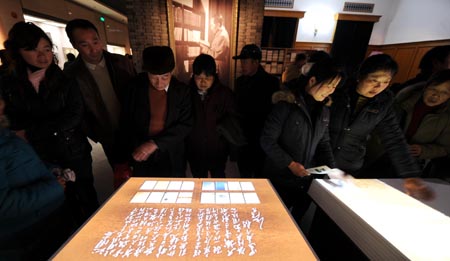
[[64, 19, 136, 187], [119, 46, 192, 177], [233, 44, 280, 178]]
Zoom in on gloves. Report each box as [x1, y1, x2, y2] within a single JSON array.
[[113, 163, 132, 189]]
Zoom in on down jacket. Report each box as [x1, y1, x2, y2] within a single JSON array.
[[0, 128, 64, 239], [261, 89, 335, 181]]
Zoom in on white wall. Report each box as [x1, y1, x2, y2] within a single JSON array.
[[266, 0, 450, 45], [383, 0, 450, 44]]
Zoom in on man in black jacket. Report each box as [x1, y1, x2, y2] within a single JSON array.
[[64, 19, 136, 187], [233, 44, 280, 178], [329, 54, 421, 177]]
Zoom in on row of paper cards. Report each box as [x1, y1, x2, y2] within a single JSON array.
[[131, 180, 260, 204], [139, 181, 256, 192], [130, 191, 260, 204]]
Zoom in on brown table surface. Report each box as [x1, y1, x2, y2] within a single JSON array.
[[52, 178, 317, 260]]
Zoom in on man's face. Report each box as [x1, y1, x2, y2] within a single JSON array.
[[240, 58, 259, 76], [356, 70, 393, 98], [210, 18, 218, 32], [71, 28, 103, 64], [148, 72, 172, 91]]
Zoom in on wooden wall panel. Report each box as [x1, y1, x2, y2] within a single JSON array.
[[392, 47, 416, 84], [294, 42, 331, 52], [407, 46, 433, 80]]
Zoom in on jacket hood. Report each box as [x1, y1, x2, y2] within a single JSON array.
[[272, 90, 296, 104]]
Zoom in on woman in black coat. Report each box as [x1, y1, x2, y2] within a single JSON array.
[[1, 22, 97, 224], [260, 58, 344, 218], [185, 54, 236, 178]]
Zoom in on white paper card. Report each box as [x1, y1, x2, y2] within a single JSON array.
[[215, 193, 230, 204], [215, 182, 228, 191], [154, 181, 170, 190], [176, 197, 192, 204], [181, 181, 195, 191], [167, 181, 182, 190], [202, 181, 215, 191], [130, 192, 150, 203], [306, 165, 331, 175], [200, 192, 215, 203], [229, 192, 245, 204], [146, 192, 165, 203], [162, 192, 179, 203], [240, 182, 255, 191], [178, 192, 193, 198], [140, 181, 157, 190], [227, 182, 242, 191], [244, 193, 260, 204]]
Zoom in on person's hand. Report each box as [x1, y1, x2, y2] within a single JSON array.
[[113, 163, 132, 189], [14, 129, 27, 142], [409, 144, 422, 157], [56, 175, 66, 190], [132, 140, 158, 162], [403, 178, 435, 201], [288, 161, 309, 177]]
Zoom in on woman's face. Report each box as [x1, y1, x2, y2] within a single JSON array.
[[19, 37, 53, 69], [194, 73, 214, 91], [423, 80, 450, 107], [306, 76, 342, 102], [356, 70, 393, 98]]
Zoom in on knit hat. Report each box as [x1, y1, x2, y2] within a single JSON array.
[[142, 46, 175, 74]]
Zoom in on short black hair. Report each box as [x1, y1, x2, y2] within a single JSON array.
[[426, 69, 450, 89], [193, 54, 217, 76], [308, 58, 346, 88], [419, 45, 450, 75], [308, 50, 331, 63], [295, 53, 307, 62], [65, 19, 99, 43], [357, 54, 398, 80], [66, 53, 75, 61]]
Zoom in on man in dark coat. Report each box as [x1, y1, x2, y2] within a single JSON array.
[[233, 44, 280, 178], [329, 54, 421, 177], [64, 19, 136, 186], [120, 46, 192, 177]]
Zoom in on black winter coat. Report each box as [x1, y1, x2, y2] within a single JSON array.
[[329, 86, 421, 177], [235, 65, 279, 147], [119, 73, 192, 175], [1, 64, 91, 165], [185, 81, 236, 169], [260, 90, 335, 182]]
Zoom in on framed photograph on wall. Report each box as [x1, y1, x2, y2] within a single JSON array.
[[167, 0, 238, 88]]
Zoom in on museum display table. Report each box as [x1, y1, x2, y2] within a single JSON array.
[[308, 177, 450, 260], [52, 178, 317, 260]]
